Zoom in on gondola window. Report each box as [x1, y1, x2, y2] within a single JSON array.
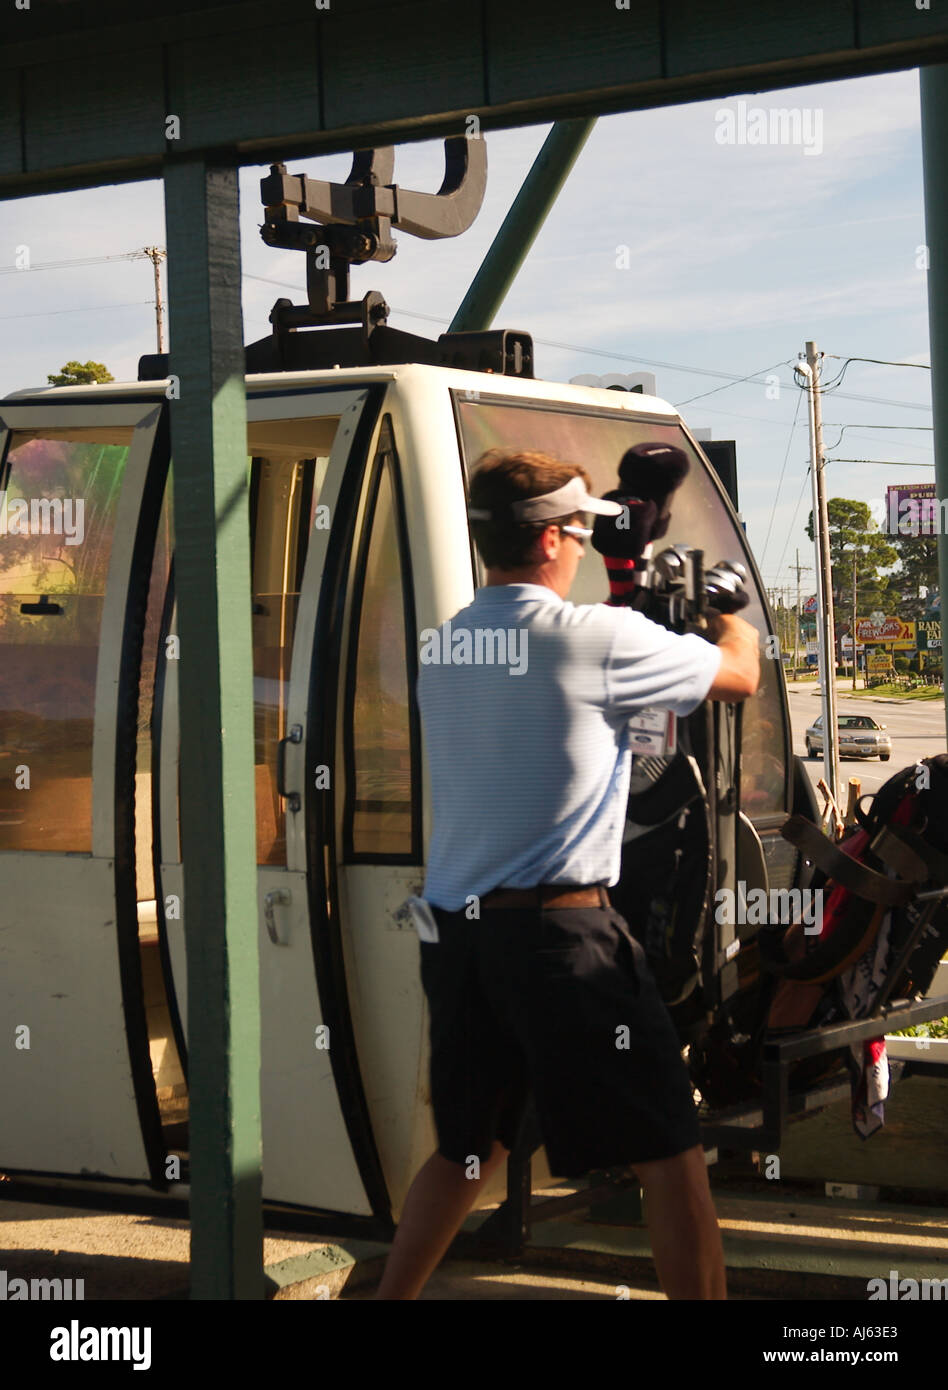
[[347, 445, 416, 858]]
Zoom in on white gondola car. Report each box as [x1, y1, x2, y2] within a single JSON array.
[[0, 365, 795, 1224]]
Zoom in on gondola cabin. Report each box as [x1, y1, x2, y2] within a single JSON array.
[[0, 364, 796, 1223]]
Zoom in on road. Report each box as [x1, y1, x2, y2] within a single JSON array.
[[785, 681, 947, 798]]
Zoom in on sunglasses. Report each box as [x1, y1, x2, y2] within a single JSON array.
[[557, 523, 594, 546]]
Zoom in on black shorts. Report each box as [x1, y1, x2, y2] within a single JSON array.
[[419, 902, 701, 1178]]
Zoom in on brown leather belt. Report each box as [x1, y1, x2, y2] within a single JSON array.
[[481, 885, 611, 910]]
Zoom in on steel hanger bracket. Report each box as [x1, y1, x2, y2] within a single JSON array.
[[245, 136, 530, 378], [139, 137, 531, 380]]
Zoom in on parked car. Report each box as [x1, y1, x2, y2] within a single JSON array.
[[805, 713, 891, 761]]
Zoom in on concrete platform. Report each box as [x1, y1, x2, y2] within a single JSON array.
[[515, 1187, 948, 1301], [0, 1194, 389, 1300], [2, 1179, 946, 1300]]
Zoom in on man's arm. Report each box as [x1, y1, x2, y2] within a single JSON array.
[[705, 613, 760, 701]]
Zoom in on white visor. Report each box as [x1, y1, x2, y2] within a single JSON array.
[[469, 475, 622, 524]]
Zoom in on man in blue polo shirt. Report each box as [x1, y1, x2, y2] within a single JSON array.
[[375, 449, 760, 1300]]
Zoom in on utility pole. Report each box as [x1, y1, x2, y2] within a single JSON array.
[[796, 343, 840, 810], [920, 66, 948, 742], [852, 549, 858, 691], [141, 246, 167, 352], [769, 589, 780, 650], [770, 588, 786, 657], [791, 550, 812, 679]]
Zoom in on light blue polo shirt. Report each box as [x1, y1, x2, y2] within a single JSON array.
[[419, 583, 722, 910]]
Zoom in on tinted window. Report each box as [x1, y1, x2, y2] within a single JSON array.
[[345, 420, 418, 859], [249, 417, 337, 865], [454, 396, 788, 816], [0, 426, 131, 851]]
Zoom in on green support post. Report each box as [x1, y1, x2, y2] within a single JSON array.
[[920, 66, 948, 739], [163, 160, 264, 1299], [450, 118, 596, 332]]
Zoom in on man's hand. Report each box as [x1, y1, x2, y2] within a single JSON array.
[[706, 613, 760, 701]]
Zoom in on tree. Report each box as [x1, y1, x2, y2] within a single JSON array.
[[888, 530, 940, 621], [806, 499, 900, 619], [47, 360, 114, 386]]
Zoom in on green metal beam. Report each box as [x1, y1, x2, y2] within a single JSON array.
[[3, 1, 948, 201], [920, 66, 948, 740], [163, 159, 264, 1300], [450, 118, 596, 333]]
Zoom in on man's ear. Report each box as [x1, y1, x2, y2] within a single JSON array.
[[537, 523, 560, 561]]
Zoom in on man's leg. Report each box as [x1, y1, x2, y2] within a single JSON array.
[[373, 1141, 510, 1300], [633, 1143, 727, 1299]]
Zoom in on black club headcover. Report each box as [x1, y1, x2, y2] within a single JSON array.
[[592, 442, 691, 604]]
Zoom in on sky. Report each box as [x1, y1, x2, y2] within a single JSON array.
[[0, 67, 934, 603]]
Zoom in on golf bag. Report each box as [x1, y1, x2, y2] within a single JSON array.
[[689, 754, 948, 1131]]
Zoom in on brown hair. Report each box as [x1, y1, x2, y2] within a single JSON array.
[[468, 450, 591, 569]]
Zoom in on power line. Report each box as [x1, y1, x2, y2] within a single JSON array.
[[526, 340, 929, 411], [533, 347, 928, 412], [826, 457, 936, 467], [759, 388, 804, 577], [815, 389, 928, 412], [245, 271, 782, 388], [673, 360, 791, 406], [244, 273, 930, 411], [821, 355, 930, 401], [824, 353, 930, 370], [7, 258, 935, 418], [828, 440, 933, 456], [0, 299, 152, 322], [823, 422, 933, 452], [0, 251, 143, 275], [772, 464, 813, 586]]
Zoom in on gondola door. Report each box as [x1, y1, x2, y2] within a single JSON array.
[[0, 398, 167, 1183], [156, 387, 379, 1214], [326, 412, 432, 1221]]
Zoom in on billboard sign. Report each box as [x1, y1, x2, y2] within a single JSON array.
[[919, 619, 942, 651], [854, 617, 915, 643], [885, 483, 941, 536], [917, 622, 939, 653]]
